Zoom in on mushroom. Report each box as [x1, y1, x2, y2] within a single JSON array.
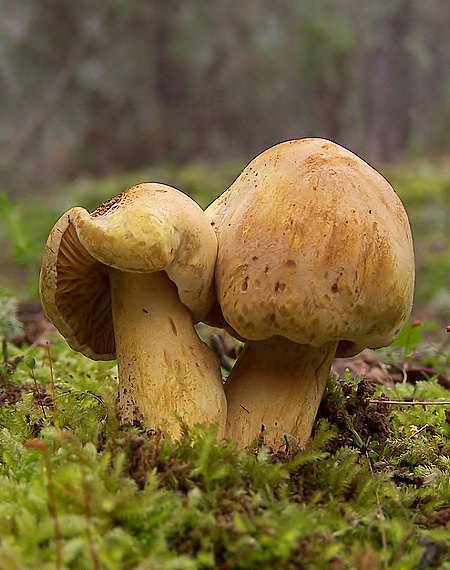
[[40, 183, 227, 438], [206, 138, 414, 449]]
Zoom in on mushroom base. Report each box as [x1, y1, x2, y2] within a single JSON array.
[[224, 336, 338, 449], [109, 270, 227, 438]]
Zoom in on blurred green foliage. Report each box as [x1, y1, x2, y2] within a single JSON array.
[[0, 288, 23, 341], [384, 159, 450, 319], [2, 157, 450, 325]]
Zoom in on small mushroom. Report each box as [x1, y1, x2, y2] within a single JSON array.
[[206, 138, 414, 449], [40, 183, 226, 438]]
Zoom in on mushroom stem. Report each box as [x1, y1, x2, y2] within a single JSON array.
[[109, 269, 226, 438], [224, 336, 338, 449]]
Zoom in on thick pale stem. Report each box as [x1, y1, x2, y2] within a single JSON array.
[[109, 270, 227, 438], [224, 336, 338, 449]]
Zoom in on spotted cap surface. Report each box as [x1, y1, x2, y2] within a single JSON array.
[[206, 138, 415, 357]]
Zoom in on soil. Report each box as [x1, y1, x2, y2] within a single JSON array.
[[316, 378, 392, 454]]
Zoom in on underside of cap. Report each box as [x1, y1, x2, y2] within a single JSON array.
[[39, 210, 116, 360]]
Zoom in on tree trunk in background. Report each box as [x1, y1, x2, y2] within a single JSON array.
[[150, 0, 188, 162], [365, 0, 415, 162]]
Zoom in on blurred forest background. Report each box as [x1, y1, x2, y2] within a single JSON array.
[[1, 0, 450, 319], [1, 0, 450, 196]]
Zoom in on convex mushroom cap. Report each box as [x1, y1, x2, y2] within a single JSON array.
[[40, 183, 226, 437], [207, 138, 415, 356]]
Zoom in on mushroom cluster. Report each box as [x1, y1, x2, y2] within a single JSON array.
[[206, 138, 415, 449], [40, 138, 414, 449], [40, 183, 226, 438]]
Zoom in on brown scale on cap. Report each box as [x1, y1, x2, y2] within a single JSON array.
[[91, 189, 129, 217]]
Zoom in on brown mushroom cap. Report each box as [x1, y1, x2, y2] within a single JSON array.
[[40, 183, 218, 360], [206, 138, 415, 356]]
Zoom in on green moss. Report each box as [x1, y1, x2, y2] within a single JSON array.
[[0, 336, 450, 568]]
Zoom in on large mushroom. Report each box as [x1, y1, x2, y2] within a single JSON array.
[[206, 138, 414, 449], [40, 183, 227, 438]]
